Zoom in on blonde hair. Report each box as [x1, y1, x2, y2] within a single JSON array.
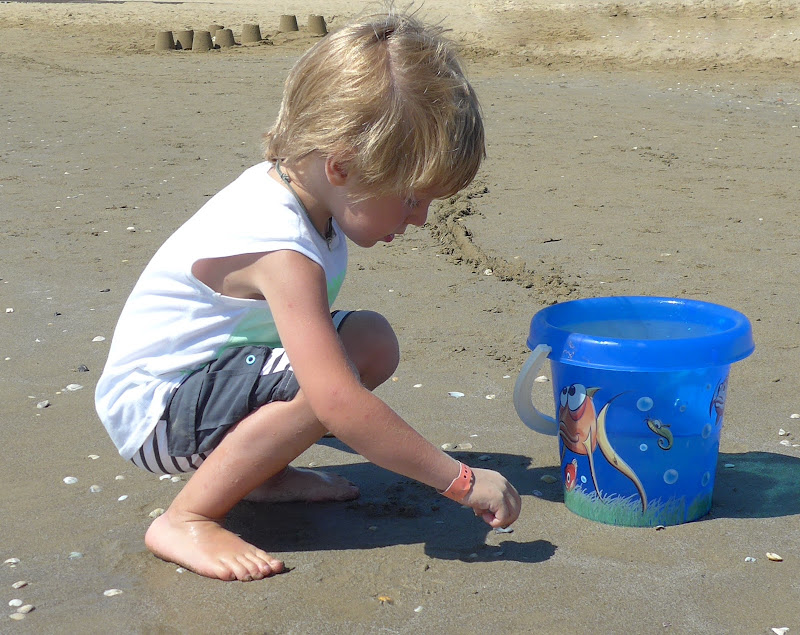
[[263, 10, 485, 200]]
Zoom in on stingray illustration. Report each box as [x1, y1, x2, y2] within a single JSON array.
[[558, 384, 647, 511]]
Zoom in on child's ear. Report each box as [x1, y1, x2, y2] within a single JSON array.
[[324, 155, 350, 186]]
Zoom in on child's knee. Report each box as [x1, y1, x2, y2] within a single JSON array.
[[339, 310, 399, 388]]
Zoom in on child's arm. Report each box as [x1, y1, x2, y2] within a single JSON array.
[[238, 249, 521, 527]]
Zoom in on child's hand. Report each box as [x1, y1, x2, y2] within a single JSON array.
[[463, 467, 521, 528]]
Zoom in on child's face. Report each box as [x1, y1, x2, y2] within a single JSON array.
[[335, 190, 438, 248]]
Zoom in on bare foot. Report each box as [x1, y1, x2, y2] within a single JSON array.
[[145, 510, 284, 581], [243, 466, 360, 503]]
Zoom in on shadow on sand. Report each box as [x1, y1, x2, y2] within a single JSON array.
[[227, 446, 558, 565], [226, 446, 800, 564]]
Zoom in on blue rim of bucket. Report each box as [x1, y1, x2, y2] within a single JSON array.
[[527, 296, 755, 372]]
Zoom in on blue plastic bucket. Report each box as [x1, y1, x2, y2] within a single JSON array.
[[514, 296, 754, 527]]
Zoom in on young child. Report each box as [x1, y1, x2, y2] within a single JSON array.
[[95, 10, 521, 582]]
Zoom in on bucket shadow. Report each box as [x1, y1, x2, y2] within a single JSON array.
[[226, 451, 558, 565], [709, 451, 800, 519]]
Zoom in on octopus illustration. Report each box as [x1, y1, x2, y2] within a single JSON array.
[[710, 378, 728, 426], [558, 384, 648, 511]]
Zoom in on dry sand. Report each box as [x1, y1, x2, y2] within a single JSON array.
[[1, 0, 799, 632]]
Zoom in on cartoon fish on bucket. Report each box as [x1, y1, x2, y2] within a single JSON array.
[[564, 459, 578, 492], [558, 384, 647, 511], [645, 417, 673, 450]]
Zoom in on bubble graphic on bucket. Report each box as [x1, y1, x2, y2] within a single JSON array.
[[513, 296, 754, 527], [663, 469, 679, 485]]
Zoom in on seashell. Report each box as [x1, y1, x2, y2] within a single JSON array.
[[8, 599, 22, 608], [16, 604, 34, 614], [159, 474, 171, 481], [458, 443, 473, 450], [413, 384, 422, 388], [448, 391, 465, 398], [148, 508, 165, 518], [771, 628, 789, 635], [744, 556, 757, 563], [36, 400, 50, 409], [89, 485, 102, 493], [534, 375, 549, 383], [494, 526, 514, 534], [117, 495, 128, 501], [115, 475, 125, 480], [92, 336, 106, 342], [483, 268, 493, 275], [485, 394, 496, 400], [8, 613, 25, 621], [414, 606, 423, 613], [63, 476, 78, 484], [11, 581, 28, 589], [65, 383, 83, 391], [540, 474, 558, 484], [175, 567, 186, 573], [790, 413, 800, 419], [103, 588, 123, 597], [766, 552, 783, 561], [4, 558, 20, 566], [778, 429, 788, 436], [5, 308, 13, 313], [441, 443, 455, 451], [126, 226, 136, 232], [780, 440, 791, 446], [68, 552, 83, 559], [170, 476, 181, 483], [87, 454, 100, 460]]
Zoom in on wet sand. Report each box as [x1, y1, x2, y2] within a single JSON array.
[[1, 0, 799, 632]]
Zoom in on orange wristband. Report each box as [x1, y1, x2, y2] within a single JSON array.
[[440, 462, 474, 502]]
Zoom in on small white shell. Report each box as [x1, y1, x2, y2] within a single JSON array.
[[413, 384, 422, 388], [148, 508, 165, 519], [89, 485, 102, 493], [8, 613, 25, 621], [780, 440, 791, 446], [534, 375, 550, 383], [485, 394, 496, 400], [63, 476, 78, 485], [11, 581, 28, 590], [65, 383, 83, 391], [36, 400, 50, 409], [771, 628, 789, 635], [447, 391, 465, 398], [778, 429, 788, 436], [8, 599, 22, 608], [766, 552, 783, 562], [3, 558, 20, 566], [103, 588, 123, 597], [744, 556, 757, 563], [790, 413, 800, 419], [16, 605, 34, 614], [87, 454, 100, 460], [117, 495, 128, 501], [92, 336, 106, 342]]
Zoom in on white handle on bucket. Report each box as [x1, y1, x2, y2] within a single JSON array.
[[513, 344, 558, 436]]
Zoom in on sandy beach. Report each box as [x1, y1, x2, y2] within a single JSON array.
[[1, 0, 799, 632]]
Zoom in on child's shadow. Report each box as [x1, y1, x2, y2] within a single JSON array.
[[226, 449, 557, 565]]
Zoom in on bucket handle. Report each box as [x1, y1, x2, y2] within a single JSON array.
[[513, 344, 558, 436]]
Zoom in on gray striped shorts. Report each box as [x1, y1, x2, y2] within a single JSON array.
[[130, 310, 352, 475]]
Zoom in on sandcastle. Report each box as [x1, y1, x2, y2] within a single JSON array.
[[154, 14, 329, 52]]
